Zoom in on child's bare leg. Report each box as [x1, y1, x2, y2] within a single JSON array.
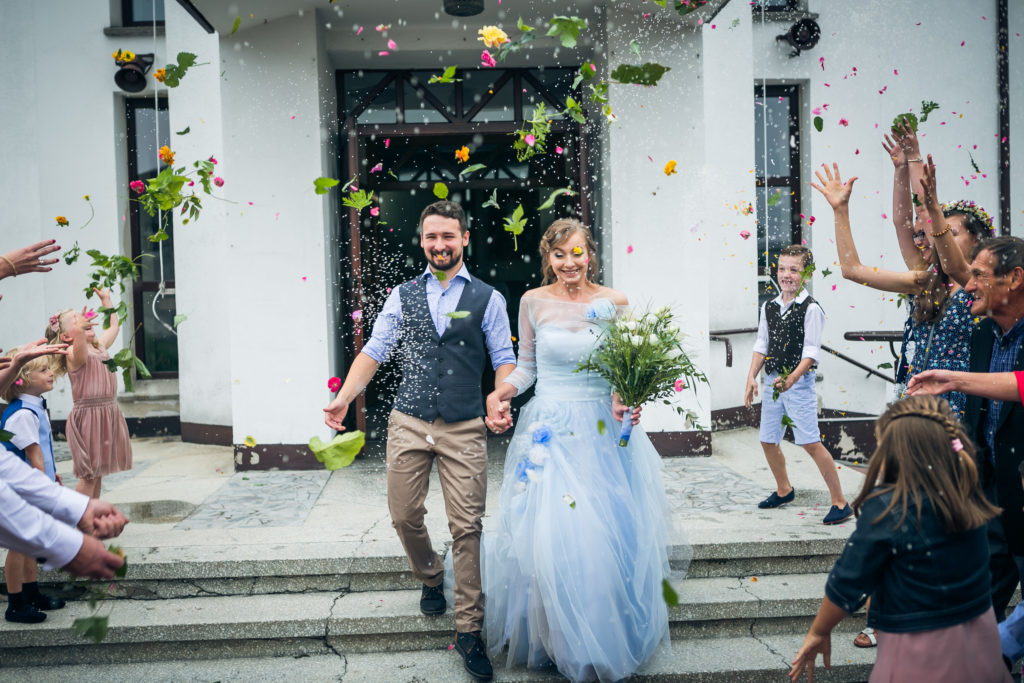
[[75, 477, 92, 496], [760, 442, 793, 496], [5, 552, 24, 594], [23, 555, 38, 585], [802, 442, 847, 507], [93, 476, 102, 498]]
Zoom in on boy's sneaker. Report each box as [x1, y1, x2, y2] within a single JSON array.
[[5, 603, 47, 624], [758, 489, 795, 509], [420, 583, 446, 615], [823, 504, 854, 525], [454, 631, 493, 681]]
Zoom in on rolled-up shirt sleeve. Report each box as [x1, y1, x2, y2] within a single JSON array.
[[0, 479, 84, 570], [482, 290, 515, 370], [361, 288, 402, 364], [802, 301, 825, 362], [752, 303, 769, 356]]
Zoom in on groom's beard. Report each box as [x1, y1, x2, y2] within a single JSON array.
[[426, 249, 462, 272]]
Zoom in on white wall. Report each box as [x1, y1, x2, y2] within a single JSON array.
[[1011, 0, 1024, 237], [165, 1, 232, 427], [0, 1, 163, 418], [218, 12, 335, 447], [604, 5, 712, 431]]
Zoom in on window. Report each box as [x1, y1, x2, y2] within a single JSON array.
[[754, 83, 802, 305], [125, 98, 178, 376], [122, 0, 165, 26], [750, 0, 800, 10]]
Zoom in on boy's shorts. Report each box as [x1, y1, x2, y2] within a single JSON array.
[[758, 370, 821, 445]]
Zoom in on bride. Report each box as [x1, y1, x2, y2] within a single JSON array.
[[481, 218, 678, 682]]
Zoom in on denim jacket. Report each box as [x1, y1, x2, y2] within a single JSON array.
[[825, 489, 992, 633]]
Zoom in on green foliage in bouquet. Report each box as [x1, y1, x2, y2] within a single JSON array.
[[576, 306, 709, 429]]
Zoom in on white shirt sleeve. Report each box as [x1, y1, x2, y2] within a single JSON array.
[[752, 303, 770, 356], [802, 302, 826, 363], [0, 479, 84, 570], [0, 449, 88, 526], [5, 408, 40, 450]]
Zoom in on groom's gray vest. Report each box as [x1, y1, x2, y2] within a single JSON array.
[[393, 274, 494, 423]]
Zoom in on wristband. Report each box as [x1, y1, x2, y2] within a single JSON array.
[[0, 255, 17, 276], [907, 158, 924, 163], [930, 224, 952, 238]]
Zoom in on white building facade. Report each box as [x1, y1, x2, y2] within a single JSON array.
[[1, 0, 1021, 468]]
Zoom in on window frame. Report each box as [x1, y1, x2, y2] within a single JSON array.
[[754, 83, 802, 281], [121, 0, 165, 27], [125, 96, 178, 379]]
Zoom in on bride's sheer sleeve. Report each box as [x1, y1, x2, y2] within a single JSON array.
[[504, 298, 536, 395]]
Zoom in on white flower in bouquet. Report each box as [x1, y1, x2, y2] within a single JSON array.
[[576, 305, 710, 445], [528, 445, 550, 465]]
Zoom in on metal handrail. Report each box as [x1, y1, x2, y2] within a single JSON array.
[[709, 328, 895, 383]]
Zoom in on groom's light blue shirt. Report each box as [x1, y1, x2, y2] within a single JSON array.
[[362, 263, 515, 370]]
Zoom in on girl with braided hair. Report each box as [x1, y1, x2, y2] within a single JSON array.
[[790, 395, 1009, 683]]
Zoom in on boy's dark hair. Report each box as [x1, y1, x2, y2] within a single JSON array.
[[778, 245, 813, 270], [971, 236, 1024, 277], [419, 201, 468, 234]]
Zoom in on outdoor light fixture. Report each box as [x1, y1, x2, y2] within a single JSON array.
[[114, 52, 155, 92], [776, 18, 820, 58], [444, 0, 484, 17]]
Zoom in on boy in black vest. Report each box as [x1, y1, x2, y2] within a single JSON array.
[[743, 245, 852, 525], [324, 201, 515, 681]]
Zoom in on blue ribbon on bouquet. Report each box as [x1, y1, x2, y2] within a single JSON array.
[[618, 408, 634, 447]]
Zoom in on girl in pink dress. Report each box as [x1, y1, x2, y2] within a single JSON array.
[[46, 288, 132, 498]]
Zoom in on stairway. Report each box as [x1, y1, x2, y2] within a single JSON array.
[[0, 430, 877, 681]]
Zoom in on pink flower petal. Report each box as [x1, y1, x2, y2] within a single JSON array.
[[370, 163, 383, 173], [387, 39, 397, 50], [739, 230, 751, 240], [626, 245, 634, 254]]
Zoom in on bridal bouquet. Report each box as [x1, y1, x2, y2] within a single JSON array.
[[576, 306, 708, 446]]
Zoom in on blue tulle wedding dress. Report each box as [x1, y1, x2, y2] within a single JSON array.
[[482, 296, 678, 682]]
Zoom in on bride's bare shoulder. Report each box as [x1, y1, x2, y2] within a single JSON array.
[[596, 286, 628, 306], [521, 286, 552, 300]]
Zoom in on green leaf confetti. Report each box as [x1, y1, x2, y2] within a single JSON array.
[[503, 204, 527, 251], [313, 177, 340, 194], [429, 65, 460, 84], [610, 62, 671, 87], [230, 16, 241, 35], [546, 15, 588, 48], [538, 187, 575, 211], [458, 163, 487, 178], [813, 116, 824, 133], [309, 431, 366, 470], [433, 182, 449, 199], [662, 578, 679, 606], [446, 310, 470, 319]]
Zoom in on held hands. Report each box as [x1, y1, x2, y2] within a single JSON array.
[[485, 391, 513, 433], [810, 163, 858, 210], [323, 396, 349, 431], [78, 499, 129, 539], [611, 393, 641, 425], [744, 377, 759, 409], [789, 629, 831, 682]]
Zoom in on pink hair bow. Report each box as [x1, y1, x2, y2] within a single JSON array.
[[951, 438, 964, 453]]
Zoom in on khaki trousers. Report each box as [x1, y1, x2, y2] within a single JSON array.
[[386, 409, 487, 633]]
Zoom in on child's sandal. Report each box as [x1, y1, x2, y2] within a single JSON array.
[[853, 627, 877, 648]]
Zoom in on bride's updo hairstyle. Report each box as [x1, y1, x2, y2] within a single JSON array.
[[538, 218, 600, 285]]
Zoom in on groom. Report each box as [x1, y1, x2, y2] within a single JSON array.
[[324, 200, 515, 681]]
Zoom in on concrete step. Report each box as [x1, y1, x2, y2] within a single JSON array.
[[0, 574, 864, 668], [0, 633, 876, 681], [26, 536, 848, 602]]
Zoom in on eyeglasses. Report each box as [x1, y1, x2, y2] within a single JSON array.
[[912, 231, 928, 244]]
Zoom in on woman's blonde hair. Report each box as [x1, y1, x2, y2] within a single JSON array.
[[538, 218, 599, 285], [1, 348, 51, 403], [852, 395, 1000, 534], [44, 308, 98, 377]]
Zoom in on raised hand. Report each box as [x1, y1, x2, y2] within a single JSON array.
[[892, 119, 921, 159], [13, 338, 70, 364], [76, 306, 98, 332], [93, 287, 113, 307], [920, 154, 940, 207], [881, 133, 905, 168], [810, 163, 858, 209], [0, 240, 61, 281]]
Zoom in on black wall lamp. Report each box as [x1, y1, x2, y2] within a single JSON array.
[[114, 52, 155, 92], [444, 0, 484, 17], [776, 18, 820, 58]]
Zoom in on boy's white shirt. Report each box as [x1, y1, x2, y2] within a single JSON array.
[[752, 289, 826, 365], [4, 393, 43, 450]]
